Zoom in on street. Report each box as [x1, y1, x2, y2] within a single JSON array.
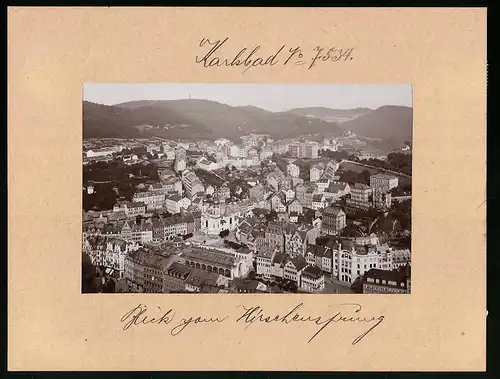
[[321, 275, 354, 294]]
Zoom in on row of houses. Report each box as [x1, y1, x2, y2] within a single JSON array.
[[85, 212, 201, 244], [255, 247, 325, 292], [252, 227, 411, 286]]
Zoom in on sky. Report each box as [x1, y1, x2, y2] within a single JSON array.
[[83, 83, 412, 111]]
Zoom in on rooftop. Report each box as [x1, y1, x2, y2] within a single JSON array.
[[186, 268, 221, 287], [371, 173, 398, 180], [181, 247, 236, 267], [323, 206, 344, 216], [363, 268, 408, 284], [302, 265, 324, 280], [165, 262, 192, 279]]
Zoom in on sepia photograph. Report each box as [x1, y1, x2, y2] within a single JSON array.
[[82, 83, 413, 295]]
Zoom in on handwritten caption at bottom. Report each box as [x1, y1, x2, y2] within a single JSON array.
[[120, 302, 384, 345]]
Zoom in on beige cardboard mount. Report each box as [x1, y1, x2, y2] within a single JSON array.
[[8, 7, 486, 372]]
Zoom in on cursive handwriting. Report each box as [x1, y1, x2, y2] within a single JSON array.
[[195, 37, 355, 73], [120, 304, 228, 336], [170, 315, 229, 336], [235, 302, 384, 345], [120, 304, 175, 331], [119, 302, 383, 345], [196, 37, 285, 73]]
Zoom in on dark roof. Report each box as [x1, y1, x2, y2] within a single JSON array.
[[290, 256, 308, 271], [231, 278, 261, 292], [363, 268, 408, 284], [302, 265, 323, 279], [166, 262, 192, 279], [323, 206, 344, 216], [272, 252, 288, 265], [312, 194, 324, 202], [186, 268, 220, 287]]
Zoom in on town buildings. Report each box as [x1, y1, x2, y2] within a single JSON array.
[[181, 170, 205, 199], [362, 268, 411, 294], [164, 195, 191, 214], [370, 173, 399, 192], [289, 142, 319, 159], [83, 131, 411, 294], [132, 191, 165, 211], [346, 183, 373, 210], [321, 207, 346, 235], [300, 265, 325, 292]]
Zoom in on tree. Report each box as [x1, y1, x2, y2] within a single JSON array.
[[219, 229, 230, 238], [361, 169, 371, 184]]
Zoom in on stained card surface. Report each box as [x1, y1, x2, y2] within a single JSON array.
[[8, 7, 486, 371]]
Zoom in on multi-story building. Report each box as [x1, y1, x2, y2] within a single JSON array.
[[113, 201, 146, 217], [161, 177, 183, 195], [255, 245, 277, 279], [181, 170, 205, 199], [151, 217, 165, 242], [185, 268, 224, 292], [287, 162, 300, 178], [370, 173, 399, 192], [289, 142, 319, 159], [85, 148, 115, 158], [287, 199, 303, 215], [324, 182, 351, 202], [346, 183, 373, 210], [283, 256, 308, 283], [129, 220, 153, 244], [362, 268, 410, 294], [180, 247, 248, 280], [391, 249, 411, 269], [295, 184, 307, 202], [283, 189, 295, 203], [300, 265, 325, 292], [132, 191, 165, 211], [163, 213, 188, 239], [310, 163, 325, 182], [284, 229, 308, 257], [336, 243, 393, 284], [305, 244, 335, 274], [322, 160, 340, 180], [316, 178, 330, 193], [303, 187, 315, 207], [83, 237, 140, 279], [196, 157, 219, 171], [321, 206, 346, 235], [174, 157, 186, 173], [124, 248, 173, 293], [372, 188, 392, 209], [270, 192, 287, 213], [311, 194, 327, 210], [162, 262, 192, 293], [164, 194, 192, 214], [265, 222, 285, 252]]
